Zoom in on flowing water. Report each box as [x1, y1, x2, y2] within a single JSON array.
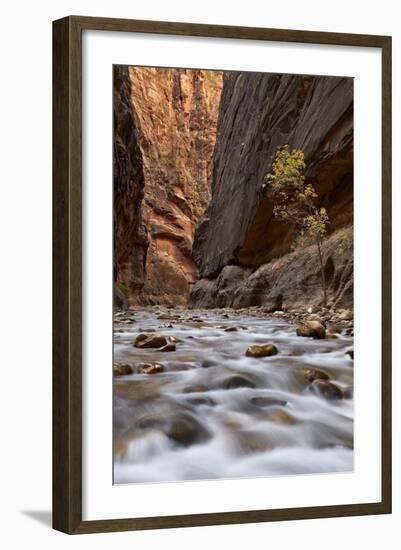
[[113, 308, 353, 484]]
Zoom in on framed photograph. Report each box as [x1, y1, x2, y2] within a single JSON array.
[[53, 16, 392, 534]]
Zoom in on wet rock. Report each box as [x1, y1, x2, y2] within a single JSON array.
[[235, 429, 274, 454], [168, 413, 211, 446], [307, 314, 325, 325], [223, 375, 256, 389], [301, 367, 330, 383], [114, 437, 129, 459], [183, 384, 208, 393], [309, 379, 343, 400], [343, 386, 353, 399], [201, 360, 218, 368], [159, 343, 176, 352], [224, 326, 238, 332], [296, 320, 326, 339], [346, 348, 354, 360], [114, 310, 126, 318], [157, 313, 180, 320], [134, 333, 168, 348], [266, 409, 296, 425], [187, 396, 216, 406], [250, 396, 287, 407], [327, 323, 343, 334], [114, 379, 162, 401], [138, 362, 165, 374], [168, 362, 194, 372], [136, 414, 168, 430], [113, 363, 134, 376], [245, 343, 278, 358]]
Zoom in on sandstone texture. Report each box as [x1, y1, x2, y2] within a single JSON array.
[[190, 72, 353, 311], [114, 68, 353, 312], [114, 66, 223, 304], [192, 72, 353, 279], [190, 227, 353, 311], [114, 66, 148, 295]]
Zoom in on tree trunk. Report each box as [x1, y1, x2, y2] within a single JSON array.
[[316, 237, 327, 308]]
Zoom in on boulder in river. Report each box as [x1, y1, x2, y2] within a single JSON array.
[[134, 332, 168, 348], [138, 362, 165, 374], [327, 323, 343, 334], [187, 396, 216, 406], [306, 314, 326, 325], [266, 409, 296, 425], [250, 396, 287, 408], [296, 320, 326, 339], [223, 375, 256, 389], [309, 379, 343, 400], [346, 347, 354, 360], [157, 313, 180, 320], [183, 384, 208, 393], [113, 363, 134, 376], [167, 413, 211, 446], [136, 414, 167, 430], [245, 343, 278, 358], [343, 386, 353, 399], [159, 342, 176, 352], [235, 429, 274, 454], [201, 360, 218, 368], [301, 367, 330, 383]]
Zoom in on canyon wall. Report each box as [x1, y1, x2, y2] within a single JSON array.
[[114, 66, 223, 304], [114, 66, 147, 302], [190, 72, 353, 310]]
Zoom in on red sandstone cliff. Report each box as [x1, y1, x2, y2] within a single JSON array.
[[114, 66, 223, 304]]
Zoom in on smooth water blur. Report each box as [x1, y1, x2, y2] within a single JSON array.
[[113, 308, 354, 484]]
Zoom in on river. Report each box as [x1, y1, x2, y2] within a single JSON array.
[[113, 307, 353, 484]]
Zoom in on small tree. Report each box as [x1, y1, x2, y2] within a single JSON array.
[[263, 145, 330, 308]]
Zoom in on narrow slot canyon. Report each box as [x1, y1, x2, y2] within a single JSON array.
[[114, 67, 353, 311], [113, 66, 354, 484]]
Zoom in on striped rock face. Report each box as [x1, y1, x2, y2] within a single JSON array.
[[113, 66, 223, 305]]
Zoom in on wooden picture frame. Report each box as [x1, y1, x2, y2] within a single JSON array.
[[53, 15, 392, 534]]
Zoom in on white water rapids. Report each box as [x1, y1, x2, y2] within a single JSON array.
[[113, 308, 353, 484]]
